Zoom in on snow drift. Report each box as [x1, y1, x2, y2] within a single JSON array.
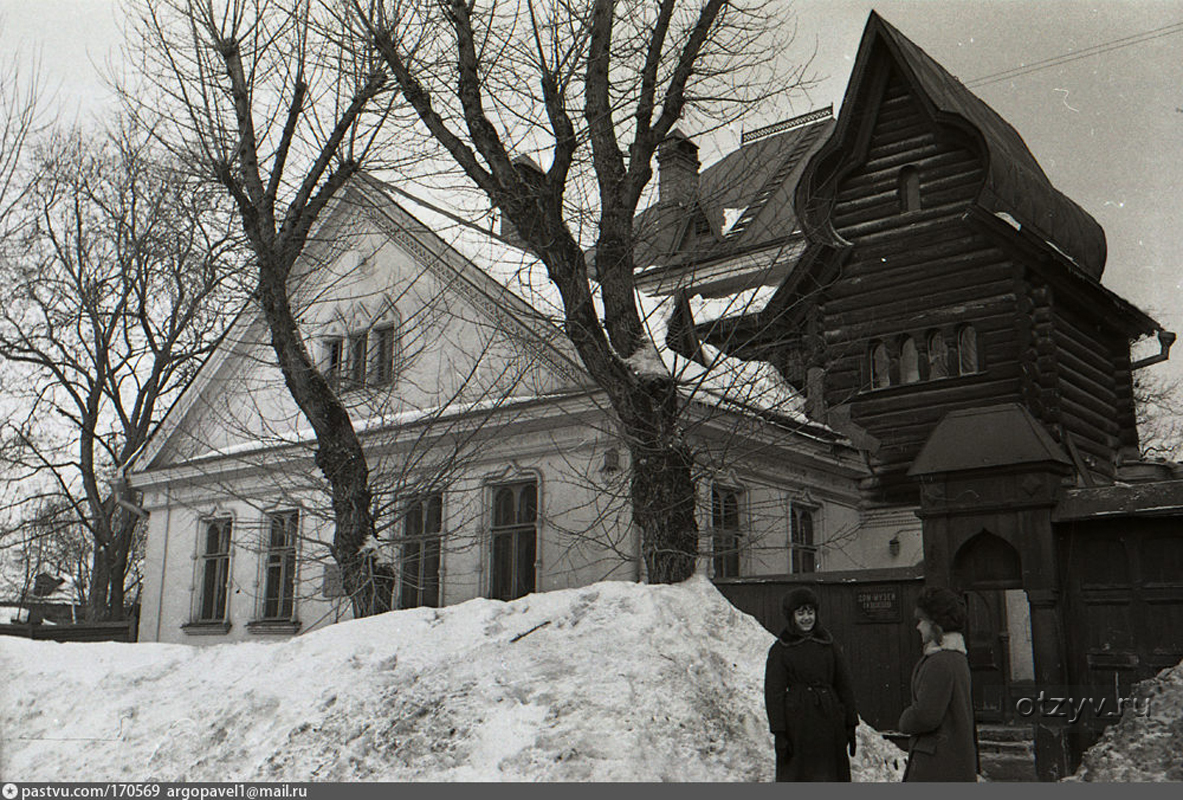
[[1072, 660, 1183, 782], [1, 577, 905, 782]]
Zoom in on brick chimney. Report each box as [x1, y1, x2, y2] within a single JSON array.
[[497, 155, 545, 248], [657, 129, 699, 207]]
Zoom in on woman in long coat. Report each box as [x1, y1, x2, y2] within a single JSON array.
[[764, 587, 859, 781], [899, 587, 978, 781]]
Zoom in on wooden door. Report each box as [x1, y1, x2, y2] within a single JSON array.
[[965, 589, 1010, 722]]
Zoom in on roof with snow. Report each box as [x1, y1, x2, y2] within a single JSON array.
[[633, 109, 834, 276], [132, 172, 835, 472]]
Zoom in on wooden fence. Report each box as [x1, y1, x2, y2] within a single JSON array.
[[0, 620, 137, 643], [714, 566, 925, 733]]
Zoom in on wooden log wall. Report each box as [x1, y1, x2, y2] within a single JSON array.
[[820, 67, 1024, 500], [1051, 302, 1126, 475]]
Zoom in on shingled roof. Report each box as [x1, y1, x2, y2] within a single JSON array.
[[798, 11, 1108, 279], [634, 108, 834, 273]]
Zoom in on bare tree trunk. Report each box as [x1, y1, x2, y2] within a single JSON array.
[[255, 252, 393, 615], [627, 421, 698, 582]]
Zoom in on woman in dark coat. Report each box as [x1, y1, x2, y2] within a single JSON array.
[[763, 587, 859, 782], [899, 587, 978, 782]]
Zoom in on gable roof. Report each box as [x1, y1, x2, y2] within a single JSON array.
[[131, 175, 588, 473], [132, 174, 829, 473], [798, 11, 1107, 279]]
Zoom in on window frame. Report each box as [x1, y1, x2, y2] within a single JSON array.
[[957, 325, 981, 375], [898, 165, 921, 213], [789, 502, 819, 574], [711, 484, 744, 579], [258, 510, 299, 622], [869, 340, 891, 389], [927, 330, 949, 379], [489, 479, 538, 601], [195, 516, 233, 624], [399, 492, 444, 609], [323, 337, 344, 388], [348, 330, 369, 386], [370, 323, 397, 386], [899, 335, 920, 384]]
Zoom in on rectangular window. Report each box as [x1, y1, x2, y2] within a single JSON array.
[[261, 511, 298, 620], [490, 481, 537, 601], [399, 493, 443, 609], [711, 486, 742, 579], [371, 325, 396, 385], [349, 331, 368, 386], [324, 338, 344, 387], [790, 504, 817, 574], [198, 518, 233, 622]]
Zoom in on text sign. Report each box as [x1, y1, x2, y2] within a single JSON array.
[[855, 585, 901, 623]]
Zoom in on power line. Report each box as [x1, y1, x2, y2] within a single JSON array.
[[965, 20, 1183, 89]]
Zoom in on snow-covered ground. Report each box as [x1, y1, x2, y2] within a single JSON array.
[[1071, 659, 1183, 782], [1, 577, 907, 782]]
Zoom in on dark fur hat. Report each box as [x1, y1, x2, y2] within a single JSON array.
[[782, 587, 819, 620], [915, 587, 967, 633]]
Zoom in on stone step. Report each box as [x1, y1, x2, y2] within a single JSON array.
[[979, 752, 1039, 782], [978, 739, 1034, 756], [977, 723, 1036, 743]]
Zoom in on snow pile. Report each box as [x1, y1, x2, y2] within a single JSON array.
[[1, 577, 904, 782], [1071, 661, 1183, 782]]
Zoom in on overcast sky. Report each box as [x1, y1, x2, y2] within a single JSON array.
[[4, 0, 1183, 384]]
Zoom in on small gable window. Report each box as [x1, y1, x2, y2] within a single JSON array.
[[958, 325, 980, 375], [927, 331, 949, 379], [324, 337, 344, 386], [371, 324, 396, 385], [898, 165, 921, 212], [323, 310, 399, 390], [900, 336, 920, 384], [870, 341, 890, 389]]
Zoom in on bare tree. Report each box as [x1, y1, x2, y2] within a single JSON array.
[[1134, 370, 1183, 461], [0, 118, 240, 620], [126, 0, 423, 615], [347, 0, 810, 581], [0, 26, 43, 238]]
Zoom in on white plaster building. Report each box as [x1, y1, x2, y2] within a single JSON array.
[[129, 175, 890, 644]]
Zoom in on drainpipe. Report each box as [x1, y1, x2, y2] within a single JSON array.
[[1132, 330, 1176, 370]]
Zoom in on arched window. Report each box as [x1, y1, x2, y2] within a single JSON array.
[[928, 331, 949, 379], [900, 336, 920, 384], [491, 481, 537, 601], [711, 485, 743, 579], [898, 165, 921, 212], [870, 341, 890, 389], [958, 325, 979, 375]]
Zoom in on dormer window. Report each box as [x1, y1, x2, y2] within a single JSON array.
[[898, 165, 921, 213]]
